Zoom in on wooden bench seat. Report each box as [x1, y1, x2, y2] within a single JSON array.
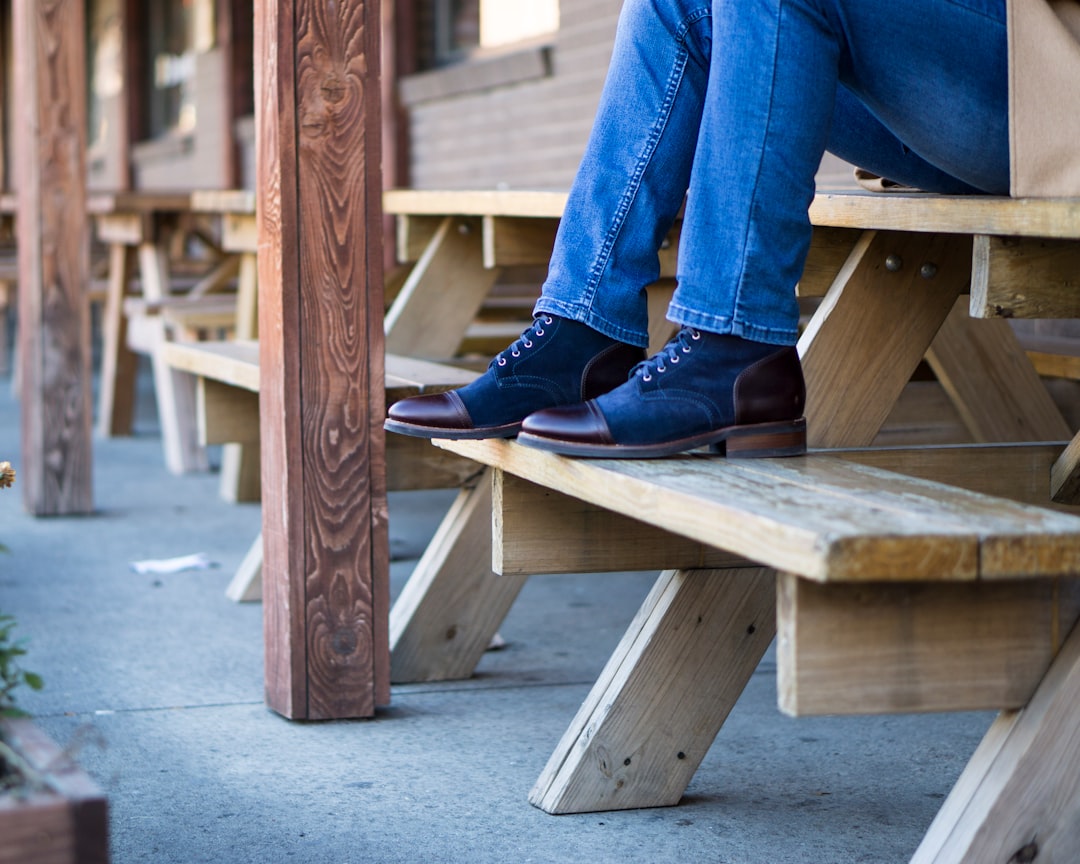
[[161, 339, 483, 602], [161, 340, 482, 492]]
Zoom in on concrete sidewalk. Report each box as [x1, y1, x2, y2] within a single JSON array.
[[0, 361, 994, 864]]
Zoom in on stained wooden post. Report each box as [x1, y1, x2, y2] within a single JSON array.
[[255, 0, 390, 718], [13, 0, 93, 516]]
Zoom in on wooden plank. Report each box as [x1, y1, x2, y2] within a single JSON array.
[[14, 0, 93, 515], [492, 443, 1075, 577], [160, 340, 260, 390], [925, 296, 1072, 442], [198, 378, 260, 446], [910, 615, 1080, 863], [96, 243, 139, 437], [1028, 350, 1080, 380], [256, 0, 389, 718], [394, 214, 443, 263], [495, 470, 746, 576], [384, 188, 568, 219], [809, 193, 1080, 238], [437, 439, 1080, 583], [384, 215, 501, 357], [530, 566, 776, 814], [776, 572, 1080, 715], [796, 226, 862, 298], [137, 241, 207, 474], [1051, 433, 1080, 504], [971, 235, 1080, 319], [383, 188, 1080, 238], [799, 231, 972, 448], [385, 432, 484, 491], [225, 533, 265, 603], [0, 718, 109, 864], [86, 190, 192, 215], [482, 215, 558, 268], [390, 475, 530, 682], [835, 442, 1070, 511], [191, 188, 256, 215]]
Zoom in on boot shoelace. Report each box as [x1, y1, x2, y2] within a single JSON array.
[[635, 327, 701, 382], [495, 314, 555, 367]]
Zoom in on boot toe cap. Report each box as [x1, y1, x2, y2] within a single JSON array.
[[520, 401, 614, 444], [386, 392, 473, 431]]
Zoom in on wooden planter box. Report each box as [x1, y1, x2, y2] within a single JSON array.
[[0, 718, 108, 863]]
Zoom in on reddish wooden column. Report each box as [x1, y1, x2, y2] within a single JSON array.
[[13, 0, 93, 516], [255, 0, 390, 719]]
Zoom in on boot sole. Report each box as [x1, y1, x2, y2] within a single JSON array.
[[384, 418, 522, 440], [517, 418, 807, 459]]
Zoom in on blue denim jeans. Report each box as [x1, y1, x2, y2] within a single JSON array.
[[536, 0, 1009, 347]]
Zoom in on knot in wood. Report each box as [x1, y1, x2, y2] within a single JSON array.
[[331, 626, 359, 656], [321, 75, 347, 104], [1008, 840, 1039, 863]]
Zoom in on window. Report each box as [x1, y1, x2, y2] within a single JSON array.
[[146, 0, 216, 137], [423, 0, 558, 69]]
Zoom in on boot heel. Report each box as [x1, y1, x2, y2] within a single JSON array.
[[713, 418, 807, 459]]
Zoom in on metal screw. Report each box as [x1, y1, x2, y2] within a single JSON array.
[[885, 255, 903, 272], [920, 262, 938, 279]]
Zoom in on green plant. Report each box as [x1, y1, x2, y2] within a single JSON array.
[[0, 614, 43, 719]]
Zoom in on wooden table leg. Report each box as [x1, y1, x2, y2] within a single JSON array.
[[911, 616, 1080, 863], [530, 566, 776, 814], [96, 243, 138, 437], [137, 240, 207, 474], [389, 472, 531, 682], [220, 250, 260, 501], [926, 296, 1072, 442]]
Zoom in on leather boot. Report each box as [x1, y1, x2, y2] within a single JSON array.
[[384, 314, 644, 439], [517, 327, 806, 458]]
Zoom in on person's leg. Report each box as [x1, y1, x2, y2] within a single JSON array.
[[669, 0, 1008, 344], [519, 0, 1008, 458], [386, 0, 711, 439], [536, 0, 713, 348]]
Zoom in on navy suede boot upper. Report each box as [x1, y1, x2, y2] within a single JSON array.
[[384, 315, 644, 439], [518, 327, 806, 458]]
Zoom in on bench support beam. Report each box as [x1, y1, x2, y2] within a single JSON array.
[[911, 616, 1080, 864], [530, 566, 776, 814], [390, 473, 531, 683]]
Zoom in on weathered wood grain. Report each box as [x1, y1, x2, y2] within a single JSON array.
[[926, 296, 1072, 443], [14, 0, 93, 515], [257, 0, 389, 719], [777, 573, 1080, 715], [437, 439, 1080, 583], [530, 567, 776, 814], [971, 235, 1080, 319], [799, 231, 971, 448]]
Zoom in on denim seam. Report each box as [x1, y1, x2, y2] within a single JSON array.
[[729, 0, 785, 335], [579, 9, 711, 315]]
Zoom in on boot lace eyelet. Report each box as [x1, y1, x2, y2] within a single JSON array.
[[670, 354, 679, 364], [534, 328, 544, 336], [522, 339, 533, 349], [497, 356, 507, 366], [642, 372, 652, 382], [691, 330, 701, 341], [511, 348, 521, 357], [656, 363, 666, 373]]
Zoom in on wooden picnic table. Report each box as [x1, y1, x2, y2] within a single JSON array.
[[387, 188, 1080, 862], [91, 190, 202, 472]]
